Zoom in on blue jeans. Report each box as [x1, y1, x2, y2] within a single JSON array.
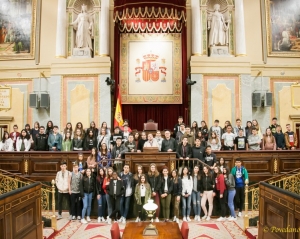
[[120, 195, 131, 218], [106, 194, 112, 216], [98, 194, 107, 217], [191, 191, 201, 216], [228, 189, 236, 217], [82, 192, 93, 218], [181, 195, 191, 217]]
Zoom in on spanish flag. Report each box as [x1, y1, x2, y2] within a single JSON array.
[[114, 88, 124, 128]]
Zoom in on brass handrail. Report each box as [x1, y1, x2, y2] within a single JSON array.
[[0, 169, 55, 226]]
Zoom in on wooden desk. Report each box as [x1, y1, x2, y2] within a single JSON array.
[[122, 222, 182, 239]]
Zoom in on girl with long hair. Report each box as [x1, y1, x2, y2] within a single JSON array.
[[200, 166, 215, 221], [87, 121, 99, 139], [84, 130, 97, 151], [160, 167, 173, 222], [181, 166, 193, 222], [16, 129, 31, 151], [199, 120, 209, 141], [252, 119, 262, 139], [46, 120, 53, 136], [72, 128, 84, 151], [96, 167, 107, 222], [0, 131, 13, 151], [216, 157, 227, 173], [63, 122, 73, 140], [245, 121, 252, 138], [191, 121, 199, 136], [147, 163, 161, 222], [207, 132, 221, 151], [223, 167, 236, 220], [134, 174, 152, 222], [214, 166, 227, 221], [30, 121, 40, 142], [101, 121, 111, 135], [133, 131, 140, 149], [222, 120, 232, 134], [196, 131, 207, 147], [171, 169, 182, 223], [133, 165, 144, 221], [191, 165, 202, 221], [80, 168, 95, 224], [97, 142, 112, 168], [97, 127, 110, 150], [263, 128, 276, 150], [86, 147, 97, 175], [62, 131, 72, 151], [103, 167, 113, 223], [74, 122, 85, 139]]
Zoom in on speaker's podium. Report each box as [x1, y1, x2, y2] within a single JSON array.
[[125, 150, 176, 173]]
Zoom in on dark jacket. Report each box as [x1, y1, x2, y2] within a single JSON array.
[[107, 179, 125, 197], [161, 137, 177, 152], [176, 143, 192, 158], [200, 174, 215, 193], [191, 146, 206, 163], [137, 139, 147, 151], [110, 133, 124, 147], [159, 176, 174, 195], [147, 174, 161, 193], [172, 177, 182, 196], [111, 144, 127, 159], [72, 137, 84, 150], [192, 175, 202, 192], [83, 137, 97, 151], [124, 141, 136, 152], [119, 171, 135, 196], [34, 133, 48, 151], [274, 132, 286, 149], [96, 176, 106, 195], [80, 176, 95, 197]]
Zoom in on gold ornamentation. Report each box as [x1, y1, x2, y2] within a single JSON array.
[[273, 158, 278, 174], [24, 159, 29, 174], [244, 180, 249, 229], [51, 179, 57, 230], [171, 161, 175, 171]]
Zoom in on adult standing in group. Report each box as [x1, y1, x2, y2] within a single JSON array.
[[147, 163, 161, 222], [200, 166, 215, 221], [160, 167, 173, 222], [111, 137, 127, 173], [171, 169, 182, 223], [161, 130, 177, 152], [284, 124, 298, 150]]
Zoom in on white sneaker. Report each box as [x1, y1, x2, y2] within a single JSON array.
[[107, 218, 112, 225], [101, 217, 105, 222], [77, 216, 81, 220], [228, 217, 237, 221], [98, 217, 101, 223], [176, 218, 180, 223], [216, 217, 225, 222], [72, 216, 76, 220], [69, 215, 73, 220], [187, 217, 191, 222], [226, 216, 232, 220], [202, 215, 207, 220], [197, 216, 201, 221], [135, 217, 140, 222], [81, 218, 88, 224], [87, 216, 91, 222], [206, 216, 211, 221], [173, 216, 176, 222], [118, 216, 123, 222], [238, 212, 242, 217], [183, 217, 187, 222], [57, 214, 62, 220], [194, 215, 198, 221], [155, 218, 159, 222], [122, 218, 126, 224]]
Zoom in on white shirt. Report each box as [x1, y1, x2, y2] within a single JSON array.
[[222, 132, 235, 147], [140, 184, 146, 197], [164, 176, 168, 192]]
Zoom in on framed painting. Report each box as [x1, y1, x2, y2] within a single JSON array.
[[265, 0, 300, 57], [120, 33, 182, 104], [0, 0, 38, 60]]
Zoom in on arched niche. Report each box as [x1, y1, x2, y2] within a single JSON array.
[[200, 0, 235, 56], [66, 0, 101, 57]]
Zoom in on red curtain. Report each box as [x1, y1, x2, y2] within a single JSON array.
[[113, 1, 188, 131]]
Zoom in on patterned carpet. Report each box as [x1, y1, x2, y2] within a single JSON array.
[[44, 213, 250, 239]]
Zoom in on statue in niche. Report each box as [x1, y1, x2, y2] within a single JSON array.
[[207, 4, 229, 47], [70, 4, 94, 56]]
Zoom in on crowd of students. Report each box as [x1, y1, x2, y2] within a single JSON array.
[[55, 152, 249, 224], [0, 117, 297, 153]]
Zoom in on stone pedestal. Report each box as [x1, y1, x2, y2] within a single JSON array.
[[209, 46, 233, 57], [71, 48, 92, 58]]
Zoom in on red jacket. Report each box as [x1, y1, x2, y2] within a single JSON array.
[[215, 174, 226, 194], [103, 177, 110, 194], [9, 132, 20, 149]]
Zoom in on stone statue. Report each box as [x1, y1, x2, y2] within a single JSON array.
[[207, 4, 229, 47], [71, 4, 93, 50]]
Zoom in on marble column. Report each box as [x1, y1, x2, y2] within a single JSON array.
[[99, 74, 111, 124], [55, 0, 67, 58], [240, 75, 252, 122], [99, 0, 109, 56], [191, 0, 202, 56], [235, 0, 246, 56]]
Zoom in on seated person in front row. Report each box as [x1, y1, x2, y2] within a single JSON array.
[[161, 130, 177, 152], [125, 134, 136, 152], [143, 133, 159, 148], [111, 137, 127, 173]]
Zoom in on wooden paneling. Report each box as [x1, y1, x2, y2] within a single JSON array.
[[0, 151, 299, 182], [258, 182, 300, 239], [0, 182, 42, 239]]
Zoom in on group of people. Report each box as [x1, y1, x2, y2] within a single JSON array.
[[56, 151, 249, 224]]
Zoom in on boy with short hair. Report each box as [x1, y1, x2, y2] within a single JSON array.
[[55, 161, 71, 219], [68, 162, 82, 220], [48, 126, 62, 151], [234, 129, 248, 150], [221, 125, 235, 150], [209, 120, 223, 140], [173, 116, 184, 138], [284, 124, 298, 150], [247, 127, 261, 150], [231, 158, 249, 217]]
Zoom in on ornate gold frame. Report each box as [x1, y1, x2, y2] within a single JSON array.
[[0, 85, 12, 111], [0, 0, 39, 60], [291, 82, 300, 109], [265, 0, 300, 57]]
